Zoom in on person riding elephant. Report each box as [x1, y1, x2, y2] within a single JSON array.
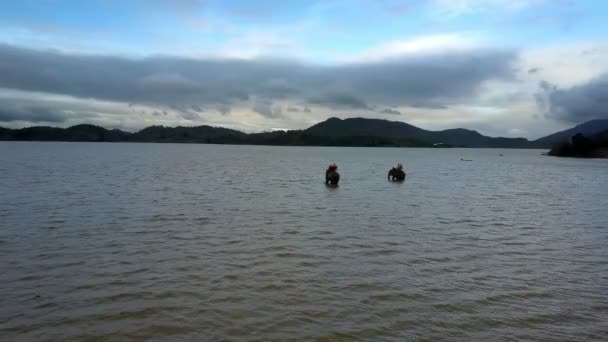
[[388, 163, 406, 181], [325, 163, 340, 185]]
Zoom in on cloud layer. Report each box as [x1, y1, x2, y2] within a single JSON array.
[[538, 74, 608, 123], [0, 102, 66, 123], [0, 44, 516, 123]]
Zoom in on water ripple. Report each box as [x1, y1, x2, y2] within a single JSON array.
[[1, 143, 608, 341]]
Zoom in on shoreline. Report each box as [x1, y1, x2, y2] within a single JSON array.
[[0, 139, 549, 150]]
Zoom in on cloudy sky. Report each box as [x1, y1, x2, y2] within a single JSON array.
[[1, 0, 607, 138]]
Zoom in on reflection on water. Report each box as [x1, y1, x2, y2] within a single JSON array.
[[1, 142, 607, 341]]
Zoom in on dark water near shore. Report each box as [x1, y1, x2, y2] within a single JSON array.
[[1, 142, 607, 341]]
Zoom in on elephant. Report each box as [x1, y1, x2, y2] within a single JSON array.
[[388, 167, 406, 181], [326, 170, 340, 185]]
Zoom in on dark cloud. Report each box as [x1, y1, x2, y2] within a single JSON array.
[[179, 110, 200, 120], [537, 75, 608, 123], [408, 102, 448, 109], [253, 102, 282, 118], [0, 98, 71, 123], [528, 67, 540, 74], [0, 44, 516, 113], [380, 108, 401, 115], [273, 106, 283, 117], [309, 93, 370, 109], [253, 102, 272, 117], [218, 105, 231, 115], [167, 103, 203, 120], [191, 104, 204, 112], [0, 106, 66, 123]]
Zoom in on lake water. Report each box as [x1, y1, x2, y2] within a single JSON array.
[[1, 142, 607, 341]]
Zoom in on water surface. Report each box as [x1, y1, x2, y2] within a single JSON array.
[[1, 142, 607, 341]]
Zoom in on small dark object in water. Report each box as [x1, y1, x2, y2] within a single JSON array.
[[325, 164, 340, 185], [388, 167, 406, 181], [460, 158, 473, 161]]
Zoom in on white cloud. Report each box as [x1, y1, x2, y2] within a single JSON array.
[[216, 31, 300, 59], [347, 33, 484, 62], [431, 0, 548, 16], [520, 41, 608, 87], [508, 128, 526, 135]]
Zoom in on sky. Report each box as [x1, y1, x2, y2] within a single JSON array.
[[1, 0, 607, 138]]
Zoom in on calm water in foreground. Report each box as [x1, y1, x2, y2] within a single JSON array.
[[1, 142, 607, 341]]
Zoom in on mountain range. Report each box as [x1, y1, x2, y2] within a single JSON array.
[[548, 126, 608, 158], [534, 119, 608, 146], [2, 117, 607, 149]]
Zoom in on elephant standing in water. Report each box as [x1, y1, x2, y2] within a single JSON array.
[[325, 163, 340, 185], [388, 163, 406, 181]]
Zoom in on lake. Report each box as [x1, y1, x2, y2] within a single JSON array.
[[1, 142, 607, 341]]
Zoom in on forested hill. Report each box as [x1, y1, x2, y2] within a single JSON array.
[[0, 117, 543, 148]]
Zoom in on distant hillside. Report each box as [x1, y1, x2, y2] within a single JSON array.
[[0, 127, 11, 140], [305, 117, 425, 138], [304, 117, 538, 148], [64, 124, 130, 142], [131, 125, 247, 143], [548, 129, 608, 158], [0, 117, 542, 148], [2, 124, 130, 142], [535, 119, 608, 147], [592, 129, 608, 142]]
